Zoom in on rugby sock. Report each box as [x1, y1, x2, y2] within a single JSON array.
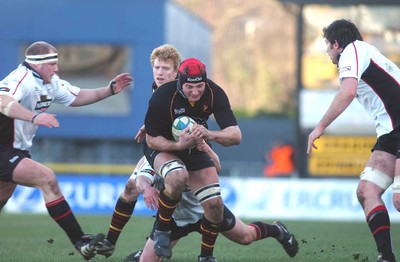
[[107, 197, 136, 245], [46, 196, 84, 244], [157, 189, 180, 231], [249, 222, 281, 240], [367, 205, 395, 261], [200, 216, 220, 257]]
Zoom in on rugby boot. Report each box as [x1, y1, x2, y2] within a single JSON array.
[[124, 250, 143, 262], [96, 238, 115, 258], [274, 221, 299, 258], [153, 230, 172, 259], [75, 233, 105, 260]]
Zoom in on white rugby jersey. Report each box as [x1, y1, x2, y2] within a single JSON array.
[[0, 63, 80, 150], [132, 158, 204, 226], [338, 40, 400, 137]]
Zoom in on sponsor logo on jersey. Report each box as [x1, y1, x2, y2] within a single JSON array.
[[0, 87, 10, 92], [174, 108, 186, 114], [339, 65, 351, 73], [35, 98, 52, 111]]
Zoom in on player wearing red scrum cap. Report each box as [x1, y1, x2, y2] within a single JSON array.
[[143, 57, 242, 262], [96, 47, 298, 262]]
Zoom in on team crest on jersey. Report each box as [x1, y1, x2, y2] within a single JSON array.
[[339, 65, 351, 73]]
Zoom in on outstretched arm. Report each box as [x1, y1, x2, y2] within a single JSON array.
[[307, 77, 357, 155], [70, 73, 133, 106]]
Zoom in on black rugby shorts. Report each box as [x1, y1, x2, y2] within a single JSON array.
[[0, 147, 30, 182]]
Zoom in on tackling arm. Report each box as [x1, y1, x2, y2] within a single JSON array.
[[0, 94, 36, 122], [146, 132, 196, 152]]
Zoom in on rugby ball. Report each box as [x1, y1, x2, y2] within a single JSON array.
[[172, 116, 195, 141]]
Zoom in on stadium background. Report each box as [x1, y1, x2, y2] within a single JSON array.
[[1, 0, 400, 221]]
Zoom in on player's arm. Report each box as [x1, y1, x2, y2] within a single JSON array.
[[192, 124, 241, 147], [134, 156, 159, 210], [137, 175, 159, 210], [307, 77, 357, 155], [134, 124, 146, 143], [197, 140, 221, 173], [146, 132, 196, 152], [70, 73, 132, 106], [0, 94, 59, 128]]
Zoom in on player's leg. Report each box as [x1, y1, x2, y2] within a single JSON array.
[[98, 157, 152, 257], [150, 152, 189, 259], [356, 147, 395, 262], [97, 178, 140, 257], [0, 181, 16, 213], [139, 238, 181, 262], [219, 205, 298, 257], [13, 157, 104, 260], [127, 217, 195, 262], [190, 167, 223, 261]]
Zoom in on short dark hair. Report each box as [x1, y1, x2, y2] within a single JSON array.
[[25, 41, 57, 56], [322, 19, 363, 48]]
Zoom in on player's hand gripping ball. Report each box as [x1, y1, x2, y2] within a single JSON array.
[[172, 116, 196, 141]]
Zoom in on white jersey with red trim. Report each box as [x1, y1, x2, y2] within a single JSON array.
[[338, 40, 400, 137], [0, 63, 80, 150]]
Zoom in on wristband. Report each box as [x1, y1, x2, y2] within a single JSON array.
[[109, 80, 116, 95], [31, 114, 39, 123]]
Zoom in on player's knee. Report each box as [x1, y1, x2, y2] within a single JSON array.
[[196, 183, 223, 214], [38, 171, 61, 194], [122, 179, 140, 200], [238, 235, 253, 245], [357, 167, 390, 203], [164, 171, 188, 192], [356, 184, 366, 205]]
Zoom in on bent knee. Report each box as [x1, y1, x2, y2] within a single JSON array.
[[165, 171, 188, 189], [357, 179, 385, 204], [202, 197, 224, 213], [122, 179, 140, 200]]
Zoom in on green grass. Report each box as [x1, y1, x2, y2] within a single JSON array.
[[0, 213, 397, 261]]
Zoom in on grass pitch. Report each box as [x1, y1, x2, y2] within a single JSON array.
[[0, 213, 398, 262]]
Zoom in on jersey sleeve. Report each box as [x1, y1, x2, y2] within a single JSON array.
[[0, 65, 30, 101], [338, 41, 371, 83], [144, 87, 172, 138], [52, 76, 80, 106], [210, 81, 238, 129]]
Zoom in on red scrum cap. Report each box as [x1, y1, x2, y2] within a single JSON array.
[[178, 58, 207, 85]]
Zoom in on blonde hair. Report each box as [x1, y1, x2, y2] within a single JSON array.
[[150, 44, 181, 70]]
